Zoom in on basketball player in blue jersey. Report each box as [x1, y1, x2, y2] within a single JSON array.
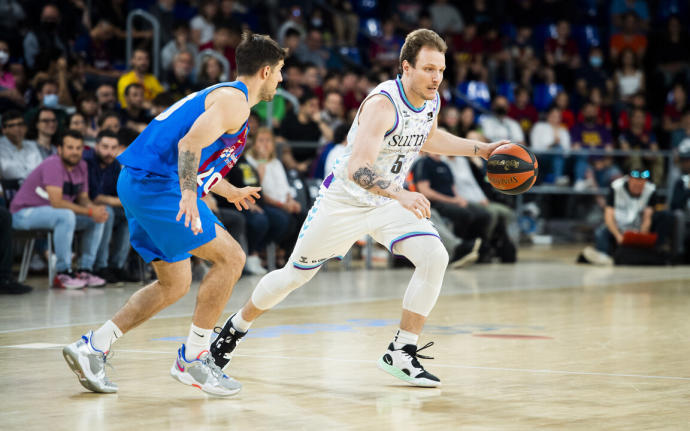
[[62, 33, 286, 397], [211, 29, 507, 388]]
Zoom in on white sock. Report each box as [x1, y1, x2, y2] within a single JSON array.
[[184, 324, 212, 361], [393, 329, 419, 349], [230, 310, 252, 333], [91, 320, 123, 353]]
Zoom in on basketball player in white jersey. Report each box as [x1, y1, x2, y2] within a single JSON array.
[[211, 29, 508, 387]]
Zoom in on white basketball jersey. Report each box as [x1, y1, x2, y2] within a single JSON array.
[[327, 77, 441, 206]]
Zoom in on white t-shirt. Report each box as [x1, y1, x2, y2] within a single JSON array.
[[190, 15, 215, 45], [445, 156, 487, 203], [479, 114, 525, 144], [529, 122, 571, 152], [246, 155, 292, 204]]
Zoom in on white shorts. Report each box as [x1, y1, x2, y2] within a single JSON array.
[[290, 191, 440, 270]]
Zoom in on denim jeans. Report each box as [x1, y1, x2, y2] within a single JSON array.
[[12, 206, 105, 272], [243, 205, 292, 254], [594, 224, 616, 255], [95, 205, 130, 270]]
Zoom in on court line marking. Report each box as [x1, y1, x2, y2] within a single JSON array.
[[4, 345, 689, 382]]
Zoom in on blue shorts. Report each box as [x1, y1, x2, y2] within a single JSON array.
[[117, 167, 223, 263]]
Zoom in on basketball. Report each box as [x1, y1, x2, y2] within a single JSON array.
[[487, 143, 539, 195]]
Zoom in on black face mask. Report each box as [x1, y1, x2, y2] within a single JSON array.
[[494, 107, 507, 116], [584, 115, 597, 123], [41, 20, 59, 33]]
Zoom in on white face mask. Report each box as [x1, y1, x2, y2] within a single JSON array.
[[43, 93, 59, 107], [0, 50, 8, 66]]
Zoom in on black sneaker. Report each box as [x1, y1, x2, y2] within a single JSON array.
[[112, 267, 141, 283], [95, 268, 119, 284], [449, 238, 481, 269], [0, 279, 33, 294], [210, 314, 247, 370]]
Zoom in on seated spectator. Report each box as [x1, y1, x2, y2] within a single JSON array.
[[330, 0, 358, 46], [429, 0, 464, 34], [576, 87, 613, 130], [554, 91, 576, 129], [415, 153, 489, 266], [651, 15, 690, 86], [321, 90, 345, 132], [67, 112, 89, 145], [199, 24, 239, 76], [610, 11, 647, 62], [0, 206, 33, 294], [571, 101, 618, 189], [24, 79, 67, 133], [619, 108, 664, 185], [225, 154, 290, 275], [670, 141, 690, 263], [508, 86, 538, 139], [671, 110, 690, 152], [117, 48, 164, 109], [446, 155, 517, 263], [663, 83, 687, 133], [119, 83, 152, 133], [161, 22, 199, 73], [73, 19, 122, 81], [617, 91, 652, 133], [10, 130, 108, 289], [369, 20, 405, 70], [0, 111, 42, 180], [85, 130, 134, 284], [530, 106, 571, 184], [295, 29, 329, 71], [75, 92, 100, 142], [98, 111, 121, 134], [576, 46, 611, 95], [96, 83, 118, 114], [582, 169, 659, 265], [22, 3, 70, 71], [278, 90, 331, 174], [190, 0, 217, 46], [164, 51, 196, 100], [31, 108, 59, 159], [610, 0, 650, 31], [196, 55, 224, 88], [479, 96, 525, 145], [440, 106, 461, 136], [247, 127, 304, 255], [615, 48, 645, 103], [544, 19, 581, 82], [0, 39, 25, 111]]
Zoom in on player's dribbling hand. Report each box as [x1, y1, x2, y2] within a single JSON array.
[[177, 190, 202, 235], [398, 190, 431, 219], [226, 186, 262, 211], [481, 140, 511, 160]]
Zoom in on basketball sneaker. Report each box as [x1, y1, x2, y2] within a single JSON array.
[[210, 314, 247, 370], [62, 331, 117, 393], [449, 238, 481, 269], [377, 342, 441, 387], [170, 344, 242, 397]]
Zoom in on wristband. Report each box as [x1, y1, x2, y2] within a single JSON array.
[[88, 207, 93, 217]]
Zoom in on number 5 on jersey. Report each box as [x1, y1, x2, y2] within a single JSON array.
[[391, 154, 405, 174]]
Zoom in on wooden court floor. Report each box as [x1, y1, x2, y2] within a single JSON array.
[[1, 245, 689, 430]]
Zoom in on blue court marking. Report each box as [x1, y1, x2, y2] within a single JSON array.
[[151, 319, 545, 342]]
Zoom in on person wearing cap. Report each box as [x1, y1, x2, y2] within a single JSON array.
[[582, 168, 658, 265]]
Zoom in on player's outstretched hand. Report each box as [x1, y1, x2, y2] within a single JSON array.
[[226, 186, 262, 211], [177, 191, 202, 235], [398, 190, 431, 219], [481, 140, 511, 160]]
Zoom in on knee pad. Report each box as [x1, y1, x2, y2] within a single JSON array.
[[251, 265, 318, 310]]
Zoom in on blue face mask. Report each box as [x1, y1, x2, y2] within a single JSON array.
[[590, 56, 602, 68], [43, 93, 58, 108]]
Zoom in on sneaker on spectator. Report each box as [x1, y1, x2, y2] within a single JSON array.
[[54, 272, 87, 289], [582, 246, 614, 266], [76, 270, 106, 287], [244, 255, 267, 275], [574, 178, 596, 191], [449, 238, 481, 269], [95, 268, 119, 284], [29, 253, 46, 272], [112, 267, 140, 283], [0, 279, 33, 294], [555, 176, 570, 186]]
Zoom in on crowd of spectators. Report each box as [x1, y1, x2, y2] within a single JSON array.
[[2, 0, 690, 292]]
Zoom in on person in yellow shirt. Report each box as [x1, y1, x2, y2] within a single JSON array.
[[117, 48, 164, 108]]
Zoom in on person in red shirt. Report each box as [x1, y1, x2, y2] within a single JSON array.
[[610, 11, 648, 62], [508, 86, 538, 138], [554, 91, 576, 130], [617, 92, 652, 133], [199, 25, 239, 77], [663, 83, 687, 132], [545, 20, 580, 70], [577, 87, 613, 130]]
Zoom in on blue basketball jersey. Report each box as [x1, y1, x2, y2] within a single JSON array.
[[117, 81, 249, 197]]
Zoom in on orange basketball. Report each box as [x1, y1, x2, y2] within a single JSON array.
[[486, 143, 538, 195]]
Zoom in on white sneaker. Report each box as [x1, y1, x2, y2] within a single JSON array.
[[170, 345, 242, 397], [63, 331, 117, 393], [244, 255, 267, 275], [29, 253, 46, 271], [377, 342, 441, 387], [583, 246, 614, 266]]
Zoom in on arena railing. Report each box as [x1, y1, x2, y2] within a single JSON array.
[[126, 9, 161, 79]]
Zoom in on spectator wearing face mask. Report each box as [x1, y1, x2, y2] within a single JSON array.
[[22, 3, 70, 71], [479, 96, 525, 146], [24, 79, 67, 133]]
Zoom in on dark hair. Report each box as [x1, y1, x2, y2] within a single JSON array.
[[299, 88, 317, 105], [59, 129, 84, 146], [98, 110, 120, 128], [37, 107, 57, 121], [77, 91, 97, 105], [124, 83, 144, 97], [96, 129, 119, 143], [1, 110, 24, 127], [399, 29, 447, 71], [333, 123, 349, 144], [67, 111, 84, 125], [152, 92, 176, 109], [285, 28, 301, 39], [235, 31, 287, 77], [117, 127, 139, 147], [37, 79, 58, 93]]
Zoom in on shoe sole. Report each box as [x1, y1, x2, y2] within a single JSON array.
[[583, 247, 613, 266], [449, 239, 482, 269], [376, 357, 441, 388], [170, 366, 241, 397], [62, 345, 116, 393]]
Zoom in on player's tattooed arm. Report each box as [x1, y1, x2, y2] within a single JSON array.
[[352, 163, 402, 199], [178, 149, 199, 193]]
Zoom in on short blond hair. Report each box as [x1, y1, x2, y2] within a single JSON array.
[[399, 29, 447, 72]]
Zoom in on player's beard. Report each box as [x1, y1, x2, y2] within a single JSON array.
[[259, 82, 277, 102]]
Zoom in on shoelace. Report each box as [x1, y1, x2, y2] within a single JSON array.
[[203, 355, 227, 381], [100, 350, 116, 385], [414, 342, 435, 360]]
